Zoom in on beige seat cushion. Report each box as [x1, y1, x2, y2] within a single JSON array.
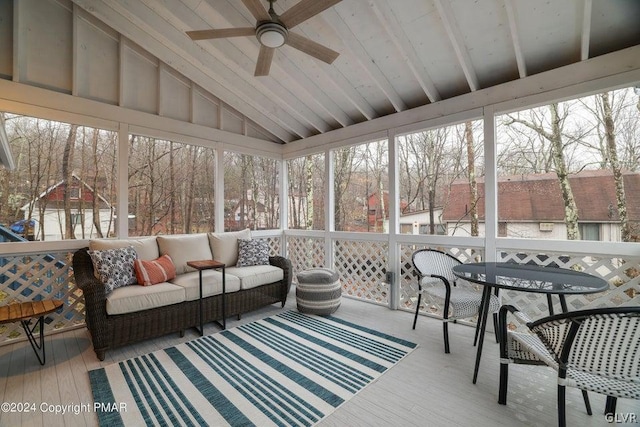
[[225, 265, 284, 290], [208, 229, 251, 267], [170, 270, 241, 301], [105, 282, 185, 315], [157, 234, 212, 274]]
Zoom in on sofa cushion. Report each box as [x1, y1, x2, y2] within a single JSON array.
[[170, 270, 241, 301], [89, 237, 159, 261], [225, 265, 284, 290], [134, 255, 177, 286], [105, 282, 186, 315], [88, 246, 138, 293], [208, 229, 251, 266], [236, 239, 270, 267], [157, 234, 212, 274]]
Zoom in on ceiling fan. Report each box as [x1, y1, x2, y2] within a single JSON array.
[[187, 0, 342, 76]]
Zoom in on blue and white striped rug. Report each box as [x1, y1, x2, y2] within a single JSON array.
[[89, 310, 417, 426]]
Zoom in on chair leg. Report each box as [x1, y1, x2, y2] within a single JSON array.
[[412, 294, 422, 330], [493, 312, 499, 343], [558, 385, 567, 427], [604, 396, 617, 416], [498, 362, 508, 404], [443, 321, 450, 354], [581, 390, 592, 415]]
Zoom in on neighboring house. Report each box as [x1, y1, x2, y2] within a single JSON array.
[[20, 173, 114, 241], [442, 170, 640, 241], [399, 208, 446, 235], [225, 192, 275, 230]]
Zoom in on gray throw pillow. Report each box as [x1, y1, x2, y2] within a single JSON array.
[[88, 246, 138, 293], [236, 239, 270, 267]]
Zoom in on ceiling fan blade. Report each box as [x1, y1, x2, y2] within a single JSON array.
[[255, 45, 275, 76], [187, 27, 255, 40], [286, 32, 339, 64], [241, 0, 271, 22], [280, 0, 342, 29]]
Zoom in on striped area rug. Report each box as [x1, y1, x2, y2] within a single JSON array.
[[89, 310, 418, 426]]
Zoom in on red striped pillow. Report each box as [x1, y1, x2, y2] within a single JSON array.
[[134, 255, 177, 286]]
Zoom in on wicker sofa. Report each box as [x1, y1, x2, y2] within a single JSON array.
[[72, 230, 292, 360]]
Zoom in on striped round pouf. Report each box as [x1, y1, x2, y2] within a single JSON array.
[[296, 268, 342, 315]]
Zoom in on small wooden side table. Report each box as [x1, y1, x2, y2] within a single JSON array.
[[0, 300, 63, 365], [186, 260, 226, 336]]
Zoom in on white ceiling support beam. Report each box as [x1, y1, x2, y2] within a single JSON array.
[[323, 8, 408, 113], [504, 0, 527, 78], [581, 0, 593, 61], [369, 0, 441, 103], [0, 78, 282, 156], [284, 45, 640, 155], [156, 0, 334, 134], [73, 0, 299, 142], [434, 0, 480, 92]]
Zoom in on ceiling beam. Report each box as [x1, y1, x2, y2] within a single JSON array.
[[284, 45, 640, 155], [323, 7, 408, 113], [434, 0, 480, 91], [581, 0, 593, 61], [369, 0, 441, 103], [504, 0, 527, 78], [73, 0, 305, 141]]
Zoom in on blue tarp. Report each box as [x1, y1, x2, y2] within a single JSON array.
[[9, 219, 35, 234]]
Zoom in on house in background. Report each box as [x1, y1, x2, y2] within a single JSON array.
[[399, 208, 446, 235], [20, 173, 114, 241], [442, 170, 640, 241]]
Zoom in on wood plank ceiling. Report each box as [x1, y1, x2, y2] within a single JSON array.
[[74, 0, 640, 144]]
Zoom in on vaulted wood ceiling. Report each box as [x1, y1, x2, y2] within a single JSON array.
[[74, 0, 640, 144]]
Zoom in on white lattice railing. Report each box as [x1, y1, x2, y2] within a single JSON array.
[[0, 251, 84, 344], [2, 233, 638, 345], [285, 233, 639, 325], [334, 238, 389, 305]]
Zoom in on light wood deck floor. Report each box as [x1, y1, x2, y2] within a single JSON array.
[[0, 291, 637, 426]]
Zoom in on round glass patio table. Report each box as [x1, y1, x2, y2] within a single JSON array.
[[452, 262, 609, 384]]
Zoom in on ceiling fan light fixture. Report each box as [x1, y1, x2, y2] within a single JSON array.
[[256, 22, 288, 48]]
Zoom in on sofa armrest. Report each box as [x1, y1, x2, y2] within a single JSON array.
[[269, 255, 292, 294], [72, 248, 110, 350]]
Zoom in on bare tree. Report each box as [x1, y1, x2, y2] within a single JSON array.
[[505, 103, 581, 239], [465, 121, 480, 236]]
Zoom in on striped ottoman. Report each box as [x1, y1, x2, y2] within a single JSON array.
[[295, 268, 341, 315]]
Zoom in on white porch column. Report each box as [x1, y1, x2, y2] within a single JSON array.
[[387, 128, 399, 309], [116, 123, 129, 238], [215, 146, 225, 233], [326, 148, 335, 268], [280, 158, 288, 257], [483, 106, 497, 262]]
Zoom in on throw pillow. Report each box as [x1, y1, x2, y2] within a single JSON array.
[[88, 246, 138, 293], [134, 254, 177, 286], [236, 239, 270, 267]]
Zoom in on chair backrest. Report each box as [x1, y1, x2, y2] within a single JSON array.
[[411, 249, 461, 285], [529, 307, 640, 385]]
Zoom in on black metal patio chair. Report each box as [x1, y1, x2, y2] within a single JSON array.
[[411, 248, 499, 353], [498, 305, 640, 427]]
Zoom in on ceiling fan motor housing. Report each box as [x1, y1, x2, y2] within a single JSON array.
[[256, 21, 288, 48]]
